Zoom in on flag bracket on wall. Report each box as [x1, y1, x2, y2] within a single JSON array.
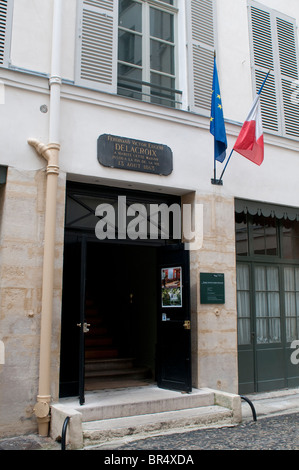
[[211, 177, 223, 186]]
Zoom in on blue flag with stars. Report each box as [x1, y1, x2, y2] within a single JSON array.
[[210, 57, 227, 163]]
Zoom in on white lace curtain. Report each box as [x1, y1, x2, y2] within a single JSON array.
[[237, 264, 299, 345], [284, 267, 299, 342]]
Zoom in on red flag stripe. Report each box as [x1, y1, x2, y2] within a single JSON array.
[[233, 95, 264, 166]]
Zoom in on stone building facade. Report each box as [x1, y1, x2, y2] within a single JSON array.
[[0, 0, 299, 437]]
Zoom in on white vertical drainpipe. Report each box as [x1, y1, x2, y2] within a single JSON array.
[[28, 0, 62, 436]]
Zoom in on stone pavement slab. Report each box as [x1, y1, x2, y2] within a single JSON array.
[[0, 434, 60, 450]]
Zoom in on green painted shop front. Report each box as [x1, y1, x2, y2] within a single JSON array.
[[236, 199, 299, 393]]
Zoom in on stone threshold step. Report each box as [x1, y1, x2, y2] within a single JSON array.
[[74, 389, 215, 422], [50, 388, 242, 449], [82, 405, 234, 446]]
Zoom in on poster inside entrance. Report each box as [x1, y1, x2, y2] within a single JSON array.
[[161, 267, 182, 307]]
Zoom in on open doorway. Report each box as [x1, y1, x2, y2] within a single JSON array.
[[59, 182, 192, 401], [84, 242, 157, 390]]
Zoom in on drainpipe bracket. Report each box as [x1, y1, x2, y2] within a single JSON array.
[[49, 76, 62, 87]]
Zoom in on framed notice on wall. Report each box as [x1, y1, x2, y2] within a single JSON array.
[[200, 273, 225, 304], [161, 267, 182, 307]]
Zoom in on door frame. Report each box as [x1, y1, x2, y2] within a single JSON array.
[[59, 181, 193, 400]]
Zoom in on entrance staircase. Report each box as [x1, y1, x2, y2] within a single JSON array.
[[85, 358, 152, 390], [84, 297, 151, 389], [84, 299, 118, 361], [50, 386, 242, 449]]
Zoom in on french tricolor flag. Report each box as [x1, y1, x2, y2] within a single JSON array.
[[233, 94, 264, 166]]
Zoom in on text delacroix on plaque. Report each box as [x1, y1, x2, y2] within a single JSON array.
[[97, 134, 173, 176]]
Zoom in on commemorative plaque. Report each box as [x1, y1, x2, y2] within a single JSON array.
[[97, 134, 173, 176]]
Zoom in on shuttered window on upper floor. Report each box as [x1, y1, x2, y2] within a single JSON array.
[[0, 0, 12, 67], [75, 0, 215, 113], [186, 0, 215, 114], [75, 0, 118, 93], [248, 0, 299, 139]]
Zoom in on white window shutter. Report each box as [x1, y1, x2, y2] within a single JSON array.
[[276, 16, 299, 138], [249, 1, 299, 139], [249, 5, 280, 133], [186, 0, 215, 114], [75, 0, 118, 93], [0, 0, 12, 67]]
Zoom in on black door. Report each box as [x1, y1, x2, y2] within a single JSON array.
[[59, 234, 81, 398], [156, 243, 192, 392], [59, 234, 88, 404]]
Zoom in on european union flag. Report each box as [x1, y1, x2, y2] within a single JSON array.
[[210, 57, 227, 163]]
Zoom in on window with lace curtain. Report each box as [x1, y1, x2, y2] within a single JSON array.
[[236, 211, 299, 346]]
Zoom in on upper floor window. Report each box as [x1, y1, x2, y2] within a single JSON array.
[[75, 0, 215, 113], [248, 0, 299, 138], [118, 0, 179, 108]]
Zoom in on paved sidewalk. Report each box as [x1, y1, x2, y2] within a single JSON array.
[[1, 388, 299, 450], [100, 412, 299, 450], [241, 388, 299, 421], [0, 434, 60, 450]]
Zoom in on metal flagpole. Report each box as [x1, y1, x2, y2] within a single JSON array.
[[257, 69, 271, 96], [218, 69, 271, 184], [218, 148, 234, 182]]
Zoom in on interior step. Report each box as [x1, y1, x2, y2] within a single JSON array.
[[85, 366, 151, 379], [82, 405, 234, 447], [85, 348, 119, 360], [85, 358, 135, 372], [85, 337, 114, 347]]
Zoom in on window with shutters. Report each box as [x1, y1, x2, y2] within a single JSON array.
[[76, 0, 215, 113], [248, 1, 299, 139], [0, 0, 13, 68]]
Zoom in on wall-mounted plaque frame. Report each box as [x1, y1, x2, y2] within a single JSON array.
[[97, 134, 173, 176], [200, 273, 225, 304]]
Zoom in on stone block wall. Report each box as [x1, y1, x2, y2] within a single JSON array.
[[190, 192, 238, 394], [0, 167, 66, 437]]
